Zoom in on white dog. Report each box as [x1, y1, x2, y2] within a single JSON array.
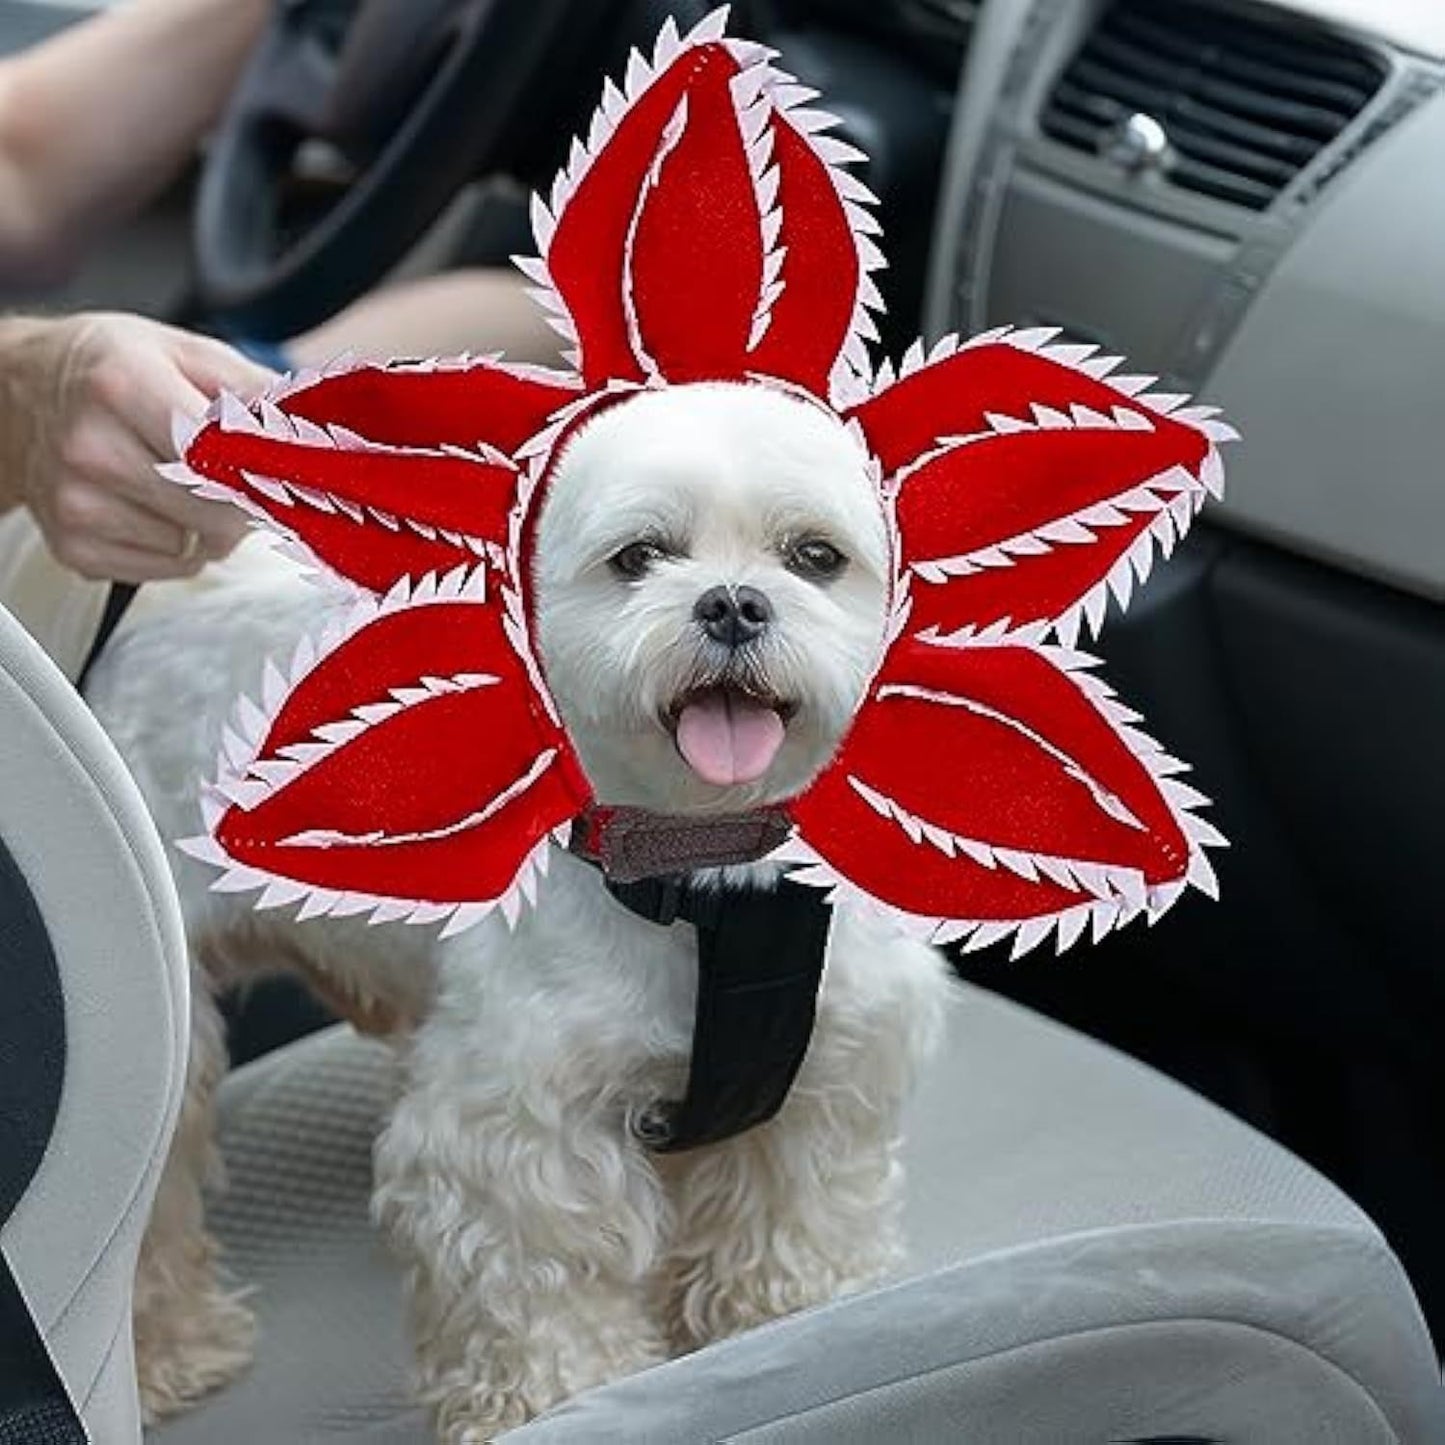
[[87, 381, 952, 1440]]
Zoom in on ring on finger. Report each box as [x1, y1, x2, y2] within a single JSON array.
[[177, 527, 201, 562]]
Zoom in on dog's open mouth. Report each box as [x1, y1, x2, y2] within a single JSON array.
[[665, 683, 796, 788]]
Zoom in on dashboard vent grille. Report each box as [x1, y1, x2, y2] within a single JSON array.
[[1040, 0, 1387, 210]]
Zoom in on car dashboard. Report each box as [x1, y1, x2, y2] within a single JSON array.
[[928, 0, 1445, 604]]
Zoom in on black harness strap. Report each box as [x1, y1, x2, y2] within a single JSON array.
[[75, 582, 137, 693], [605, 874, 832, 1153]]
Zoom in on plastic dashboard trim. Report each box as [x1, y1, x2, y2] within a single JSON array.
[[936, 0, 1444, 391]]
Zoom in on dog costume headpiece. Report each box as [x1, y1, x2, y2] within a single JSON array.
[[169, 8, 1231, 958]]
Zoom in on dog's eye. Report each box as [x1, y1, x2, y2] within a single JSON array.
[[787, 539, 848, 581], [609, 541, 667, 580]]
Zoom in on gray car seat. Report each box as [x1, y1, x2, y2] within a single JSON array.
[[2, 596, 1441, 1443], [0, 601, 189, 1440]]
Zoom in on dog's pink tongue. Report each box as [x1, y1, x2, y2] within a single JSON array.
[[676, 693, 785, 787]]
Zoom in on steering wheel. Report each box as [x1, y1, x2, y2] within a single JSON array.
[[193, 0, 617, 339]]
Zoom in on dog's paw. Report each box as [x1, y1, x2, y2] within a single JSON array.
[[134, 1285, 256, 1424], [424, 1327, 668, 1443], [433, 1387, 534, 1444], [665, 1253, 895, 1355]]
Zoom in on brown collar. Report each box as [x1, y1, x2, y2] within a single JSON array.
[[567, 805, 792, 882]]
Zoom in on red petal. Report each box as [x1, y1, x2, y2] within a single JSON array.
[[849, 339, 1192, 475], [744, 115, 864, 399], [897, 426, 1207, 636], [257, 597, 507, 762], [213, 600, 589, 907], [543, 42, 755, 385], [846, 338, 1216, 634], [789, 635, 1202, 928], [628, 55, 764, 381], [275, 359, 582, 456], [794, 793, 1090, 926], [183, 418, 518, 594]]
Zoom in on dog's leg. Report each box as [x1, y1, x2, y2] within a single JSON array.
[[658, 1059, 903, 1351], [660, 940, 948, 1353], [132, 967, 255, 1421], [375, 1035, 670, 1442]]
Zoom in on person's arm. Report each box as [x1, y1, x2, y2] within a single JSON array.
[[0, 268, 555, 588], [0, 260, 566, 586], [0, 0, 270, 283], [287, 268, 565, 370]]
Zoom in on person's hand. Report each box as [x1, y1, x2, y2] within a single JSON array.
[[0, 311, 273, 582]]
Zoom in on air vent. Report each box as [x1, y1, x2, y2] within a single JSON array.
[[1040, 0, 1387, 210]]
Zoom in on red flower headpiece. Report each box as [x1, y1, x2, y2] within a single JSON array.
[[168, 9, 1232, 957]]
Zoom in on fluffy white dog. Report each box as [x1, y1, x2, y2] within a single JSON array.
[[87, 381, 952, 1440]]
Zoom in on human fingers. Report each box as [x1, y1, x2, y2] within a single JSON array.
[[78, 318, 272, 464], [47, 526, 210, 585], [175, 331, 275, 408], [57, 410, 246, 556]]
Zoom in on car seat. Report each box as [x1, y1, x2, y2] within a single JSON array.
[[1, 598, 1440, 1443], [0, 600, 188, 1440]]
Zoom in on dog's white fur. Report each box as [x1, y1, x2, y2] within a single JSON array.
[[87, 382, 951, 1441]]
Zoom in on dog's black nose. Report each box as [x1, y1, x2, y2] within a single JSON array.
[[694, 585, 772, 647]]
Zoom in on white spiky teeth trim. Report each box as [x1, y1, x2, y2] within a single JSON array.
[[867, 326, 1242, 459], [776, 804, 1215, 961], [161, 460, 499, 596], [735, 56, 884, 404], [903, 455, 1213, 649], [845, 775, 1148, 902], [172, 389, 518, 552], [621, 95, 690, 380], [870, 684, 1145, 832], [771, 833, 1147, 959], [519, 9, 741, 363], [177, 356, 594, 611], [279, 749, 558, 851], [178, 567, 565, 935], [155, 458, 328, 590], [250, 348, 586, 408], [164, 456, 500, 564], [946, 459, 1213, 652]]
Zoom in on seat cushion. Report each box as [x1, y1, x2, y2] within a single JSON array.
[[147, 1031, 426, 1444], [0, 602, 190, 1442], [148, 981, 1441, 1443]]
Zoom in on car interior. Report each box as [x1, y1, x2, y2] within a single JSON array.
[[2, 0, 1444, 1439]]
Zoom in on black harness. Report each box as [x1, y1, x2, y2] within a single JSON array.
[[571, 809, 834, 1152], [606, 873, 831, 1151]]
